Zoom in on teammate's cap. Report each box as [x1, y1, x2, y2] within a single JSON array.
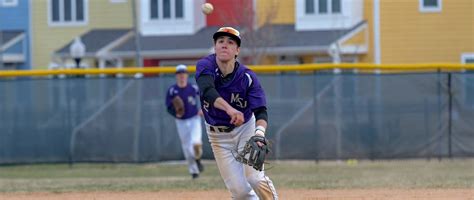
[[175, 64, 188, 74], [213, 27, 241, 47]]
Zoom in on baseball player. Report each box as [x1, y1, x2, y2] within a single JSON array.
[[166, 65, 204, 179], [195, 27, 278, 199]]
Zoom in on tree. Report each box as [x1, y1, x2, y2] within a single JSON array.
[[210, 0, 280, 65]]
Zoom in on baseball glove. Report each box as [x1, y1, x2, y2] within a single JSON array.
[[236, 135, 270, 171], [172, 96, 185, 118]]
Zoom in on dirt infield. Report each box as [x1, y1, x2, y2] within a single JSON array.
[[1, 189, 472, 200]]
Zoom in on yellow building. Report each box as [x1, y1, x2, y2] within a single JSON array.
[[376, 0, 474, 64], [50, 0, 473, 67], [255, 0, 473, 64], [31, 0, 133, 69], [254, 0, 368, 64]]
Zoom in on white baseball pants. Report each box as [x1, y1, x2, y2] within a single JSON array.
[[206, 115, 278, 200], [175, 115, 203, 175]]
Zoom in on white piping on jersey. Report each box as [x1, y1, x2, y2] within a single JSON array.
[[245, 73, 253, 87], [192, 84, 199, 91]]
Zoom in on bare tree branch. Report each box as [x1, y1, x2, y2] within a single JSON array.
[[212, 0, 280, 65]]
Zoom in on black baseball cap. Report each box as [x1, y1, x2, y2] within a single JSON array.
[[213, 27, 241, 47]]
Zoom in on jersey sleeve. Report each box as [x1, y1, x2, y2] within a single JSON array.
[[191, 84, 201, 109], [195, 58, 215, 80], [165, 87, 176, 108], [246, 71, 267, 110], [192, 84, 199, 96]]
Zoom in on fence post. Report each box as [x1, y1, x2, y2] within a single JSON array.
[[67, 79, 74, 167], [447, 72, 453, 158], [313, 72, 319, 161], [133, 80, 143, 162]]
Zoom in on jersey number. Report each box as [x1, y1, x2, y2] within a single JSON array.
[[203, 100, 210, 112]]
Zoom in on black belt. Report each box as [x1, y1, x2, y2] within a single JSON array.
[[210, 126, 235, 133]]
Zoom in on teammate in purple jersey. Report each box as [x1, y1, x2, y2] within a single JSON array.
[[166, 65, 204, 179], [196, 27, 278, 199]]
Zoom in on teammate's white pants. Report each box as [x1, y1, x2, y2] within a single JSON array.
[[175, 115, 203, 175], [206, 115, 278, 200]]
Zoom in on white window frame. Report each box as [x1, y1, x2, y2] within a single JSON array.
[[1, 0, 19, 7], [419, 0, 442, 13], [461, 53, 474, 64], [149, 0, 185, 21], [305, 0, 342, 15], [48, 0, 89, 27]]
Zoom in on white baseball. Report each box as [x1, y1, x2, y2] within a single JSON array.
[[202, 3, 213, 15]]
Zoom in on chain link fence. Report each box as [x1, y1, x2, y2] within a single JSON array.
[[1, 71, 473, 164]]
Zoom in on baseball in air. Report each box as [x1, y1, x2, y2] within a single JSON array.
[[202, 3, 213, 15]]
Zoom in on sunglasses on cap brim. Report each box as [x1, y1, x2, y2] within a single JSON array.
[[216, 27, 240, 37]]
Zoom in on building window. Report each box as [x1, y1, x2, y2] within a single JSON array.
[[175, 0, 183, 18], [305, 0, 341, 15], [419, 0, 442, 13], [464, 58, 474, 64], [149, 0, 184, 20], [318, 0, 327, 13], [331, 0, 341, 13], [305, 0, 314, 14], [1, 0, 18, 7], [462, 53, 474, 64], [49, 0, 88, 26]]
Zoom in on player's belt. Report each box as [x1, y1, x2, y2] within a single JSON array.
[[210, 126, 234, 133]]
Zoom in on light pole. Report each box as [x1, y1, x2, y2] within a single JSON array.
[[69, 37, 86, 69], [132, 0, 143, 67]]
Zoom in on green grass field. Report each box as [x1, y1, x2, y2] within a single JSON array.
[[0, 159, 472, 193]]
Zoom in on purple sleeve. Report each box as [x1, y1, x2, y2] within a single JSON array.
[[195, 59, 214, 79], [165, 87, 175, 108], [247, 71, 266, 110], [192, 84, 199, 96]]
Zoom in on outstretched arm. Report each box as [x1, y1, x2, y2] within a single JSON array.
[[213, 97, 244, 126], [197, 75, 244, 126]]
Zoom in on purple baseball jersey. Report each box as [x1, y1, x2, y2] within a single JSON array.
[[195, 54, 266, 126], [166, 83, 200, 119]]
